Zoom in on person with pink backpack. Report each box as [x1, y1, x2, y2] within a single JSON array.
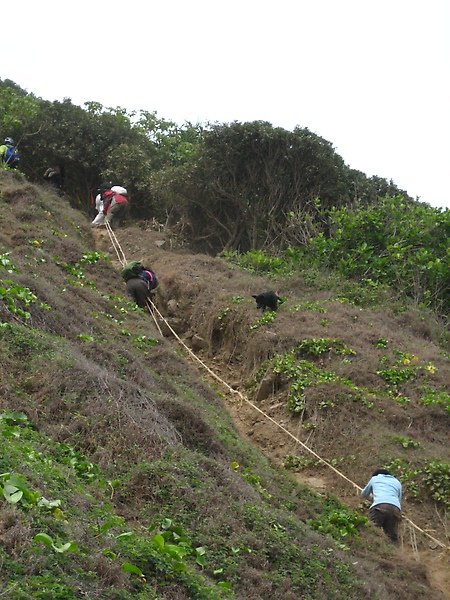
[[91, 183, 128, 228], [121, 261, 158, 309]]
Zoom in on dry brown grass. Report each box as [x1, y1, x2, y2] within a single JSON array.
[[1, 172, 448, 599], [111, 221, 449, 593]]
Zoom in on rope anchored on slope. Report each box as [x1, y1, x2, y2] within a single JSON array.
[[102, 223, 450, 553]]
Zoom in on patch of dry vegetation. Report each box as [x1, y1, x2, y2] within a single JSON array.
[[0, 171, 448, 599]]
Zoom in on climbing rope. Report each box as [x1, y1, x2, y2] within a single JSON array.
[[105, 222, 127, 266], [105, 222, 163, 336], [102, 224, 450, 553], [146, 297, 163, 337]]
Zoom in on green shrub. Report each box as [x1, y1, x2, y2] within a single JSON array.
[[296, 338, 356, 357], [422, 460, 450, 508], [223, 250, 291, 275], [376, 366, 416, 387], [306, 196, 450, 314], [420, 388, 450, 414], [392, 435, 421, 449], [385, 458, 450, 507], [250, 310, 277, 330], [308, 499, 367, 541]]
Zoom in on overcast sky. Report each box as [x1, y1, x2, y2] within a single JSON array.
[[3, 0, 449, 209]]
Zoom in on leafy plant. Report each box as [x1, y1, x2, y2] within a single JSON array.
[[393, 349, 418, 366], [0, 254, 38, 319], [0, 472, 41, 506], [420, 388, 450, 414], [132, 335, 158, 349], [376, 366, 416, 387], [0, 252, 18, 273], [392, 435, 421, 449], [76, 334, 95, 343], [80, 251, 107, 264], [0, 410, 29, 427], [383, 458, 450, 506], [296, 338, 356, 357], [239, 465, 271, 499], [422, 460, 450, 508], [34, 532, 78, 554], [224, 249, 291, 275], [273, 352, 339, 413], [62, 262, 85, 279], [283, 455, 319, 471], [250, 310, 277, 330], [291, 300, 327, 313], [117, 517, 233, 597], [373, 338, 389, 348], [121, 561, 146, 582], [306, 196, 450, 314], [318, 397, 335, 409], [217, 307, 231, 322], [308, 499, 367, 541], [58, 444, 100, 481]]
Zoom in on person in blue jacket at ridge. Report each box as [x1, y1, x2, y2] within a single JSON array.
[[361, 468, 402, 543]]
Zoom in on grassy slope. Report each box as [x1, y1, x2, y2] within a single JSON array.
[[0, 170, 447, 599]]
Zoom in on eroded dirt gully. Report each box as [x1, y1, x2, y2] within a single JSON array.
[[92, 224, 450, 599]]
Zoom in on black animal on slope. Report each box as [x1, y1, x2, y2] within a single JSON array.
[[252, 291, 282, 312]]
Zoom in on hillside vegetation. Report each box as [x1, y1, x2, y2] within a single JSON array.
[[1, 77, 449, 598], [0, 171, 449, 599], [1, 77, 448, 318]]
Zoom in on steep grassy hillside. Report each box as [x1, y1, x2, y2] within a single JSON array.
[[0, 170, 448, 599]]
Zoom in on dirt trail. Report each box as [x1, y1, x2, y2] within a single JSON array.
[[92, 224, 450, 599], [196, 358, 450, 600], [212, 368, 450, 600]]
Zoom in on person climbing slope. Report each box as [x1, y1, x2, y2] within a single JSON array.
[[361, 468, 402, 543], [122, 260, 158, 309], [103, 184, 129, 228], [0, 137, 20, 168], [43, 164, 64, 193], [91, 183, 127, 228]]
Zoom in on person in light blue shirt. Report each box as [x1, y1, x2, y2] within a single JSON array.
[[361, 469, 402, 543]]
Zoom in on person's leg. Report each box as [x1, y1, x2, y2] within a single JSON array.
[[115, 203, 129, 228], [369, 504, 401, 543], [383, 508, 402, 543], [369, 506, 386, 529], [105, 199, 121, 227], [126, 279, 150, 309], [91, 212, 105, 227]]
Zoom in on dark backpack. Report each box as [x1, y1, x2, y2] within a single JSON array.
[[139, 269, 158, 290], [121, 261, 144, 281], [4, 146, 20, 168]]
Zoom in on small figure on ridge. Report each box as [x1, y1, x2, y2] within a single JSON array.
[[43, 164, 64, 193], [0, 137, 20, 169]]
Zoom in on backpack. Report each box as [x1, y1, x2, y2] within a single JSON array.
[[4, 145, 20, 168], [121, 261, 144, 281], [139, 269, 158, 290]]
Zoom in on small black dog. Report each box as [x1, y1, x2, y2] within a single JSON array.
[[252, 291, 282, 312]]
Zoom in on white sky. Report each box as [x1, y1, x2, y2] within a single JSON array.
[[3, 0, 450, 209]]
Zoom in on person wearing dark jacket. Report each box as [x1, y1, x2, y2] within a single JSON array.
[[43, 164, 64, 193], [126, 268, 158, 309]]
